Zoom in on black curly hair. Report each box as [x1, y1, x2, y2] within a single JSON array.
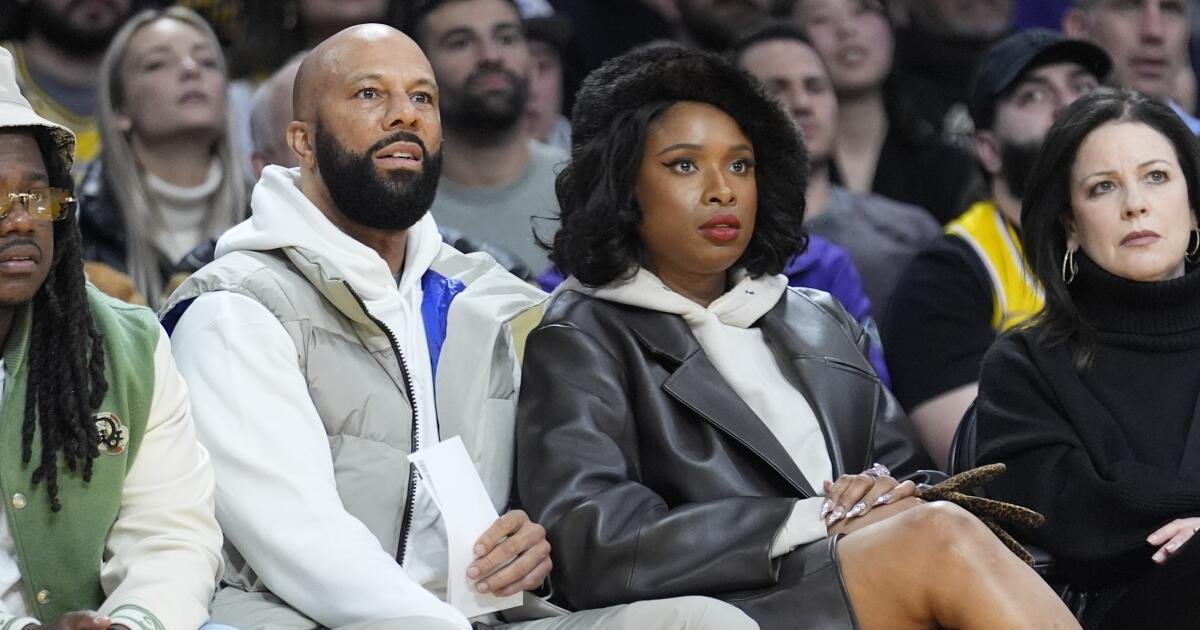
[[549, 43, 808, 287], [16, 128, 108, 512]]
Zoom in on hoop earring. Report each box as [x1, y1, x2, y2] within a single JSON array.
[[1188, 228, 1200, 264], [1062, 248, 1078, 285]]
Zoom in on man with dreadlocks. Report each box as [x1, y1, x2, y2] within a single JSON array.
[[162, 22, 755, 630], [0, 48, 222, 629]]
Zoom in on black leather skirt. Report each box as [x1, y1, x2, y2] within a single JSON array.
[[720, 535, 858, 630]]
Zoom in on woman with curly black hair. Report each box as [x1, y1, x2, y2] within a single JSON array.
[[515, 44, 1079, 630]]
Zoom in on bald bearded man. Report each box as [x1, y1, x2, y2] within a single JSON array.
[[161, 24, 756, 630]]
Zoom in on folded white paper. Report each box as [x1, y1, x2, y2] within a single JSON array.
[[408, 436, 524, 618]]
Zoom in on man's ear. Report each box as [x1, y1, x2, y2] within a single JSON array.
[[288, 120, 317, 170], [974, 130, 1003, 177], [1062, 9, 1089, 39]]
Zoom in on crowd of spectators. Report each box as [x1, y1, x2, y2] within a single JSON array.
[[3, 0, 1200, 628]]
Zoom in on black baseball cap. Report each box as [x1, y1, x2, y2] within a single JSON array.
[[968, 28, 1111, 130], [524, 14, 572, 51], [515, 0, 572, 51]]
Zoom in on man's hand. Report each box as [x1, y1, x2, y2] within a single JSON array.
[[34, 612, 112, 630], [467, 509, 552, 597]]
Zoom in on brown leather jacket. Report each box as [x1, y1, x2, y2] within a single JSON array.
[[515, 286, 935, 620]]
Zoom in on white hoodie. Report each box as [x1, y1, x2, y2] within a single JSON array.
[[561, 269, 833, 556], [170, 166, 469, 629]]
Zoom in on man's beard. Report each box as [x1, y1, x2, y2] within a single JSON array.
[[441, 65, 530, 139], [998, 140, 1042, 203], [314, 122, 443, 231], [28, 0, 131, 57]]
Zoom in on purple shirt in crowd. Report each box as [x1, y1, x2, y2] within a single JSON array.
[[1014, 0, 1071, 30]]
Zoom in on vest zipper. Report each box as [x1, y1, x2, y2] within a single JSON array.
[[344, 283, 422, 568]]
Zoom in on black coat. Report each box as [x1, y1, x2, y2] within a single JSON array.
[[77, 159, 136, 275], [77, 159, 253, 284], [515, 286, 934, 624], [976, 327, 1200, 584]]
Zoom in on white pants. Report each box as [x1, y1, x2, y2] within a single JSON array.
[[211, 588, 758, 630], [502, 596, 758, 630], [337, 598, 758, 630]]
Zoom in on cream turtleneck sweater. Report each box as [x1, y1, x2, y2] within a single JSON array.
[[143, 160, 221, 265]]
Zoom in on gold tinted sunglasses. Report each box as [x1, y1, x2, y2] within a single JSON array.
[[1, 187, 76, 222]]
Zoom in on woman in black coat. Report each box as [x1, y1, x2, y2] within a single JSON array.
[[515, 44, 1078, 630], [976, 88, 1200, 629]]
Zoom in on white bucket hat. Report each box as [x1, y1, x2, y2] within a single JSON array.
[[0, 46, 76, 172]]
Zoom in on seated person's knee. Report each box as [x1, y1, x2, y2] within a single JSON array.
[[911, 501, 997, 559], [623, 596, 758, 630], [335, 617, 465, 630]]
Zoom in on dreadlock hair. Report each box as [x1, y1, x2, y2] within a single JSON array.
[[21, 128, 108, 512]]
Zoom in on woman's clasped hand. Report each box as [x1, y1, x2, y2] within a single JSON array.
[[821, 465, 918, 529]]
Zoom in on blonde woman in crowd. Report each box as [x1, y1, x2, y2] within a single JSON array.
[[79, 7, 245, 306]]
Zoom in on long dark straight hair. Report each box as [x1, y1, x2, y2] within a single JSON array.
[[1020, 88, 1200, 369]]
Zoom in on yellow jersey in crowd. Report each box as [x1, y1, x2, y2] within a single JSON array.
[[946, 200, 1045, 332]]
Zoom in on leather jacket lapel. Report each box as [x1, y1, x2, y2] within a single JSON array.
[[758, 296, 880, 477], [663, 355, 817, 497], [621, 306, 817, 497]]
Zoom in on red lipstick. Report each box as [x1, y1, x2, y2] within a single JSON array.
[[699, 214, 741, 243]]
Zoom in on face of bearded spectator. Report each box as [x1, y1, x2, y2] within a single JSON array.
[[417, 0, 532, 136], [27, 0, 134, 56], [114, 17, 228, 150], [1064, 0, 1189, 101], [907, 0, 1015, 42], [793, 0, 894, 97], [676, 0, 774, 51], [978, 62, 1100, 221], [298, 26, 444, 231], [738, 37, 838, 166]]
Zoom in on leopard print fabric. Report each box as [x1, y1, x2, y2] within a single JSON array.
[[915, 463, 1046, 565]]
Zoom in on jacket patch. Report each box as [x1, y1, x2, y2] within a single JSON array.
[[93, 412, 128, 456]]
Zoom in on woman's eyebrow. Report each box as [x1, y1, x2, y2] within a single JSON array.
[[656, 143, 701, 156]]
